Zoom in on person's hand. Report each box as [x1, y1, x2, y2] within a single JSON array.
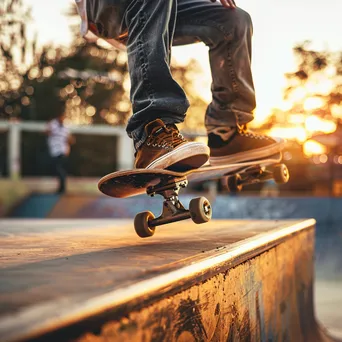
[[210, 0, 236, 9]]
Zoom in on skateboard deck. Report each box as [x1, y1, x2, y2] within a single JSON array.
[[98, 153, 284, 198], [98, 153, 289, 238]]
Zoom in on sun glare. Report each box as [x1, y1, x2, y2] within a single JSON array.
[[331, 104, 342, 119], [305, 116, 336, 134], [303, 97, 324, 111], [305, 76, 334, 96], [303, 140, 327, 156], [268, 126, 308, 143], [289, 87, 307, 103], [288, 114, 305, 124], [278, 101, 293, 112]]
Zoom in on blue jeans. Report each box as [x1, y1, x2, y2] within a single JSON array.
[[87, 0, 255, 149], [52, 154, 67, 193]]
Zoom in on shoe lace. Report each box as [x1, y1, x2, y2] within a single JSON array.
[[237, 124, 272, 140], [146, 124, 185, 150]]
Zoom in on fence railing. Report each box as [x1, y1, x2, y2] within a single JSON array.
[[0, 120, 135, 179]]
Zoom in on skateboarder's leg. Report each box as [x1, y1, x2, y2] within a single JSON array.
[[53, 155, 67, 194], [121, 0, 209, 170], [174, 0, 284, 164], [123, 0, 189, 149], [175, 0, 255, 128]]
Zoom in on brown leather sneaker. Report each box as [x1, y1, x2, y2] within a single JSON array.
[[135, 119, 210, 171], [208, 124, 285, 165]]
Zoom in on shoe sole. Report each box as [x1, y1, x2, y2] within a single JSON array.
[[146, 142, 210, 171], [209, 138, 285, 166]]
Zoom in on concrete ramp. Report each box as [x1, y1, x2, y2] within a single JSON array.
[[9, 194, 60, 218], [0, 219, 333, 341]]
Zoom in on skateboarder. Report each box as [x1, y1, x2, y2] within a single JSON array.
[[46, 112, 75, 193], [75, 0, 283, 171]]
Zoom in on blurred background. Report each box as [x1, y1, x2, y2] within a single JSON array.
[[1, 0, 342, 197], [0, 1, 342, 210], [0, 0, 341, 336]]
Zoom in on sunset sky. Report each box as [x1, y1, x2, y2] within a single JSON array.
[[24, 0, 342, 125]]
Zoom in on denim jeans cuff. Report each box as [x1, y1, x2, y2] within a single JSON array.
[[205, 108, 253, 129]]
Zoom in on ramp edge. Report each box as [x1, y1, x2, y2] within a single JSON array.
[[0, 219, 316, 342]]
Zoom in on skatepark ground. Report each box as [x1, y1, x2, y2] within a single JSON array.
[[1, 194, 341, 341]]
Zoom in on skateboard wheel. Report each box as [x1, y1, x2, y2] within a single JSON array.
[[189, 197, 212, 224], [227, 174, 243, 193], [273, 164, 289, 184], [134, 211, 156, 238]]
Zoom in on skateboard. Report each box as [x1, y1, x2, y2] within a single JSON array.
[[98, 153, 289, 238]]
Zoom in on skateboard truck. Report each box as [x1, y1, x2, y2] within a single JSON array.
[[226, 163, 289, 193], [134, 178, 212, 238]]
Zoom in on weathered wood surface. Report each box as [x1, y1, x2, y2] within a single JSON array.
[[0, 219, 323, 342]]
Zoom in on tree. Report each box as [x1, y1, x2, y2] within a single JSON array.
[[0, 0, 33, 118], [0, 0, 131, 124], [283, 41, 342, 125], [22, 42, 130, 124]]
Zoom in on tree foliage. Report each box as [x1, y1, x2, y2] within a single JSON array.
[[0, 1, 207, 129], [284, 41, 342, 123], [0, 1, 130, 124], [0, 0, 33, 118]]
